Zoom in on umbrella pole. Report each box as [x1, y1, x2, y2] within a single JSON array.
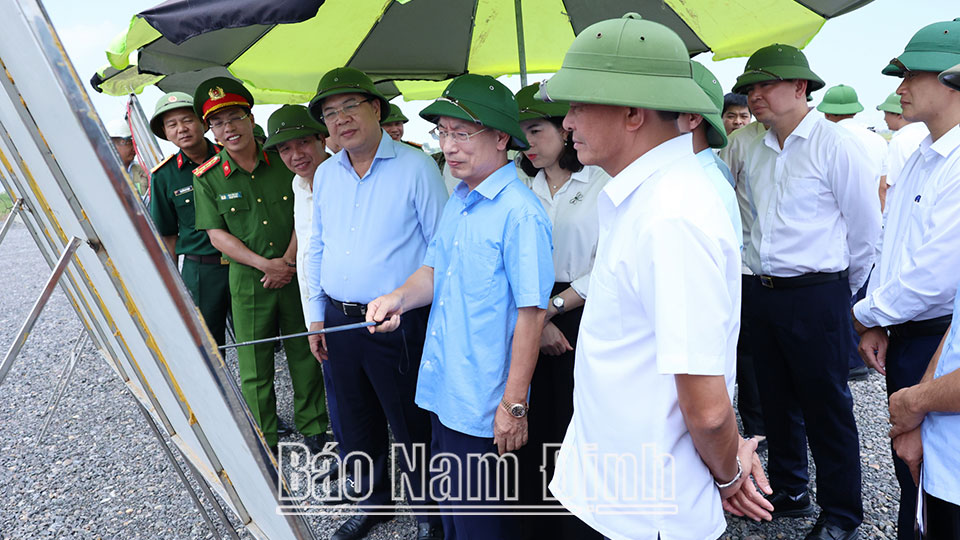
[[514, 0, 527, 87]]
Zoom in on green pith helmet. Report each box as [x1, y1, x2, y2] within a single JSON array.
[[150, 92, 196, 139], [253, 124, 266, 141], [193, 77, 254, 122], [732, 43, 825, 95], [690, 61, 727, 149], [381, 103, 409, 125], [516, 82, 569, 121], [816, 84, 864, 115], [940, 62, 960, 92], [420, 74, 529, 150], [308, 67, 389, 124], [539, 13, 714, 115], [263, 105, 329, 150], [883, 19, 960, 77], [876, 92, 903, 114]]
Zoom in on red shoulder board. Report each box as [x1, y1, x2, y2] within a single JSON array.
[[192, 155, 221, 177], [150, 153, 175, 174], [262, 150, 270, 165], [222, 159, 232, 177], [176, 153, 184, 169]]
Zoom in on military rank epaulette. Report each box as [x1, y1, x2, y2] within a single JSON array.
[[151, 153, 175, 174], [402, 140, 423, 149], [193, 155, 221, 177]]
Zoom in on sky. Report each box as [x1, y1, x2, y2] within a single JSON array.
[[39, 0, 960, 154]]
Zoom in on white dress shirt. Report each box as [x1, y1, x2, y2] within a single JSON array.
[[292, 175, 314, 323], [550, 134, 740, 540], [837, 118, 889, 179], [853, 124, 960, 327], [886, 122, 929, 187], [742, 111, 882, 295], [719, 121, 767, 273], [524, 165, 610, 297]]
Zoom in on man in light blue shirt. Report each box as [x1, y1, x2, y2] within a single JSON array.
[[367, 74, 554, 540], [305, 68, 447, 540]]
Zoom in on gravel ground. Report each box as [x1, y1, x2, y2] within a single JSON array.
[[0, 220, 897, 539]]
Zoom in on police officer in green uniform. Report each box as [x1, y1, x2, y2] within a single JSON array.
[[191, 77, 329, 453], [381, 103, 424, 150], [148, 92, 230, 346]]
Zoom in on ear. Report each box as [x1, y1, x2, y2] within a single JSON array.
[[370, 99, 382, 119], [495, 129, 511, 151], [678, 113, 703, 132], [624, 106, 646, 133], [794, 79, 808, 100]]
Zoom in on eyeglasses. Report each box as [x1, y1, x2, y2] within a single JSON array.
[[320, 98, 372, 122], [429, 127, 487, 143], [112, 137, 133, 146], [208, 112, 251, 130]]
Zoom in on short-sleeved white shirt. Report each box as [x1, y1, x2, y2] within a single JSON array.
[[837, 118, 889, 178], [886, 122, 929, 188], [719, 121, 767, 274], [523, 165, 610, 296], [550, 134, 741, 540]]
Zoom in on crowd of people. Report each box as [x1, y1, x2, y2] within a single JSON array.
[[138, 12, 960, 540]]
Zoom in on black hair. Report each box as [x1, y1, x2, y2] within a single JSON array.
[[722, 93, 748, 115], [518, 117, 583, 177], [655, 110, 680, 122]]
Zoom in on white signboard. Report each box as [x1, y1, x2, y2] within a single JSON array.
[[0, 1, 313, 538]]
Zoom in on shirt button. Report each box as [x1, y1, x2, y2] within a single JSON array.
[[351, 227, 356, 232], [447, 271, 451, 276], [185, 199, 190, 203], [262, 220, 268, 225], [251, 175, 255, 179], [355, 203, 360, 208], [269, 242, 274, 246], [257, 198, 262, 203], [346, 251, 350, 255], [439, 300, 444, 306], [231, 207, 236, 212], [453, 241, 458, 246], [461, 211, 467, 216], [343, 276, 348, 281], [283, 196, 288, 201], [431, 331, 436, 336]]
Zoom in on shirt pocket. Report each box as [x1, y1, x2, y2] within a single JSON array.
[[172, 189, 196, 225], [216, 195, 253, 238], [459, 243, 501, 303], [778, 175, 820, 220]]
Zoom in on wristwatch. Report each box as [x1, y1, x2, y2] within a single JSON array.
[[501, 398, 529, 418], [714, 456, 742, 489], [551, 295, 565, 314]]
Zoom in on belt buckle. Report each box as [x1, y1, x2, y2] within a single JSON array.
[[342, 302, 366, 317], [760, 275, 774, 288]]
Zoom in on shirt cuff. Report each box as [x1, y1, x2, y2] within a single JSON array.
[[308, 296, 327, 324], [570, 275, 589, 299], [852, 297, 878, 329]]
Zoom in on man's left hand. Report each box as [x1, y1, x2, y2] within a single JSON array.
[[893, 427, 923, 485], [720, 437, 774, 522], [889, 386, 925, 438], [493, 406, 528, 455]]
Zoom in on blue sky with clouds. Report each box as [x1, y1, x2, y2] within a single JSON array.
[[42, 0, 960, 148]]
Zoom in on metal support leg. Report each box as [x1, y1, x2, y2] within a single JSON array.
[[35, 330, 88, 445], [180, 450, 242, 540], [0, 198, 24, 247], [130, 394, 232, 540], [0, 236, 81, 387], [514, 0, 528, 87]]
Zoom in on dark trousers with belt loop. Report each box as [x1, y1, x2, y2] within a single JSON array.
[[322, 301, 440, 526], [923, 491, 960, 540], [744, 273, 863, 530], [885, 316, 951, 540]]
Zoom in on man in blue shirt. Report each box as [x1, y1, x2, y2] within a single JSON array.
[[367, 74, 554, 540], [305, 68, 447, 540]]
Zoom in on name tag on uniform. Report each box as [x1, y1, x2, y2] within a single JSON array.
[[219, 192, 242, 201], [173, 186, 194, 196]]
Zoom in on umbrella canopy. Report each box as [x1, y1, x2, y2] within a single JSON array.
[[92, 0, 875, 103]]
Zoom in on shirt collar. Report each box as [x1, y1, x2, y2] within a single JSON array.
[[926, 124, 960, 160], [603, 133, 694, 208], [336, 129, 396, 173], [763, 108, 817, 151], [176, 139, 220, 169], [453, 161, 517, 201], [222, 144, 270, 178]]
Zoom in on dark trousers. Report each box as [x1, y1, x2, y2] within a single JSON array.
[[181, 257, 230, 346], [744, 276, 863, 530], [738, 275, 765, 437], [923, 491, 960, 540], [517, 283, 603, 540], [887, 334, 944, 540], [322, 303, 439, 525], [430, 413, 517, 540]]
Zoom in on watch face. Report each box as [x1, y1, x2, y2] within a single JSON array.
[[509, 404, 526, 418], [552, 296, 564, 309]]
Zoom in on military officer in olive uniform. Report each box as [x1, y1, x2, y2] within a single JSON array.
[[148, 92, 230, 346], [191, 77, 329, 453]]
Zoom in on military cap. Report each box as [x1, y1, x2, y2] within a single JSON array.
[[382, 104, 409, 124], [150, 92, 197, 139], [732, 44, 824, 95], [308, 67, 389, 124], [816, 84, 864, 115], [876, 92, 903, 114], [193, 77, 254, 122], [940, 62, 960, 91], [883, 19, 960, 77], [538, 14, 715, 115], [420, 74, 528, 150], [515, 82, 569, 121], [690, 61, 727, 149], [263, 105, 329, 150]]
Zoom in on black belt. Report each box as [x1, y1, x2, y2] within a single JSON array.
[[184, 254, 227, 265], [329, 298, 367, 318], [889, 314, 952, 339], [757, 269, 848, 289]]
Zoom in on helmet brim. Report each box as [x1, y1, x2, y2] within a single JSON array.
[[542, 68, 718, 115], [420, 100, 529, 151]]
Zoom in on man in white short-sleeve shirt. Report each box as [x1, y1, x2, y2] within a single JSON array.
[[539, 14, 773, 540]]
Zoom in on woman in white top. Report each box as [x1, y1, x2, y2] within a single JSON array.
[[514, 83, 608, 540]]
